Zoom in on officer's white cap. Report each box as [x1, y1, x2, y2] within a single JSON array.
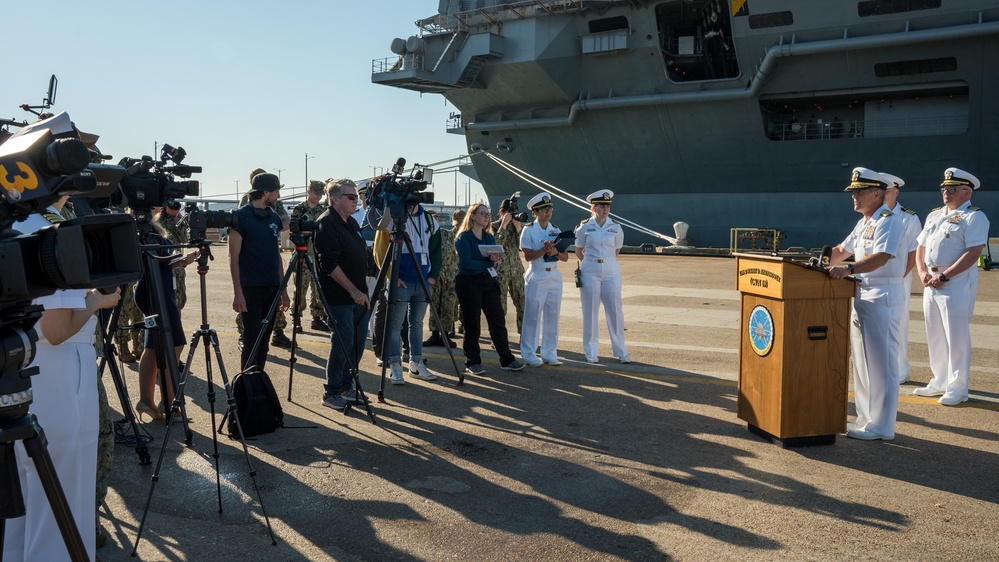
[[879, 172, 905, 189], [941, 167, 981, 190], [528, 192, 553, 211], [845, 167, 888, 191], [586, 190, 614, 204]]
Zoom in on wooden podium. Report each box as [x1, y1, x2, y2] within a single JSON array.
[[734, 254, 856, 446]]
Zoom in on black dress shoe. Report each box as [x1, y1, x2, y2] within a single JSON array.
[[423, 332, 444, 347], [271, 330, 292, 349], [311, 317, 330, 332]]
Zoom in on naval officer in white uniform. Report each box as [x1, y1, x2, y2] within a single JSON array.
[[574, 190, 630, 364], [913, 167, 990, 405], [519, 193, 568, 367], [828, 168, 905, 441], [880, 171, 921, 384]]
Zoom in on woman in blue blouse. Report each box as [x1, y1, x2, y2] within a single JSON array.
[[454, 203, 525, 374]]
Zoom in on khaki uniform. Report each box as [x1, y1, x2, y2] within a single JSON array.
[[493, 219, 526, 332], [290, 200, 329, 322]]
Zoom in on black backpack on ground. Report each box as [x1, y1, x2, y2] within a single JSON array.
[[221, 369, 284, 438]]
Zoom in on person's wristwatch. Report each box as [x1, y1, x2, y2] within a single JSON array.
[[847, 264, 855, 274], [938, 273, 949, 282]]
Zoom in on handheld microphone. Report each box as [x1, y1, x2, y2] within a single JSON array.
[[819, 245, 832, 269], [391, 157, 406, 175]]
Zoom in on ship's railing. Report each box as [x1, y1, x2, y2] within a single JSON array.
[[416, 0, 585, 34], [372, 54, 427, 74], [767, 115, 967, 141]]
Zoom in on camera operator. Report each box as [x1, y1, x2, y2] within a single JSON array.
[[493, 198, 526, 334], [314, 178, 371, 409], [290, 180, 329, 332], [373, 196, 443, 384], [229, 172, 290, 372], [235, 168, 293, 350], [519, 193, 568, 367], [4, 196, 122, 562], [155, 200, 190, 310]]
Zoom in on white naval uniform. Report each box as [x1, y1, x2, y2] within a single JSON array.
[[891, 204, 921, 383], [841, 203, 905, 437], [575, 216, 627, 360], [519, 220, 563, 364], [3, 213, 98, 562], [917, 201, 990, 400]]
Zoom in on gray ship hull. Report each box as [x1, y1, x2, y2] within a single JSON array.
[[374, 0, 999, 248]]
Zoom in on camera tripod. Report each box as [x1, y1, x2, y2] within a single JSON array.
[[95, 300, 152, 465], [131, 238, 277, 554], [254, 229, 377, 422], [371, 207, 465, 400]]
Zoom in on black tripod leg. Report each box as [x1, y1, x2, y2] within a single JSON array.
[[96, 302, 151, 463], [400, 236, 465, 386], [287, 250, 309, 401], [373, 238, 403, 402], [208, 331, 278, 544], [19, 419, 90, 562]]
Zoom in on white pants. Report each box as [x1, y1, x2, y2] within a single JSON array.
[[923, 272, 978, 399], [520, 268, 563, 363], [851, 284, 903, 437], [579, 259, 627, 359], [3, 342, 98, 562], [896, 273, 913, 381]]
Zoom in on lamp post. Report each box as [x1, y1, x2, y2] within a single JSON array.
[[305, 153, 316, 196], [274, 168, 286, 182]]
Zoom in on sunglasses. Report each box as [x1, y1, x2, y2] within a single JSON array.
[[940, 186, 970, 194], [339, 193, 359, 201], [475, 210, 491, 216]]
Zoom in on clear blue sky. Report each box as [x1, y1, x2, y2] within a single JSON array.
[[1, 0, 485, 205]]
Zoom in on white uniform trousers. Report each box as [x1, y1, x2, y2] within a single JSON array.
[[922, 273, 978, 399], [579, 259, 627, 359], [851, 284, 903, 437], [520, 267, 563, 363], [896, 273, 913, 382], [3, 342, 98, 562]]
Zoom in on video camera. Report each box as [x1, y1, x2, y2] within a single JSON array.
[[89, 142, 200, 215], [367, 157, 434, 227], [502, 191, 529, 223], [184, 201, 238, 243], [0, 112, 143, 302]]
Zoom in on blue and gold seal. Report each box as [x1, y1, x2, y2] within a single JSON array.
[[748, 305, 775, 357]]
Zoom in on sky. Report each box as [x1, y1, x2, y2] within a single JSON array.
[[1, 0, 486, 206]]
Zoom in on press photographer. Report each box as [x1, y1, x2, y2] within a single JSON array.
[[493, 193, 526, 334], [0, 111, 141, 562]]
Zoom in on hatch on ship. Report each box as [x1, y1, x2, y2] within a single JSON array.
[[656, 0, 740, 82]]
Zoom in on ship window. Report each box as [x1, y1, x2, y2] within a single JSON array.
[[760, 85, 969, 141], [656, 0, 740, 82], [875, 57, 957, 77], [858, 0, 941, 17], [589, 16, 629, 34], [749, 11, 794, 29]]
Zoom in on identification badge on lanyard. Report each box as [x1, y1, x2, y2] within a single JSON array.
[[487, 267, 497, 278]]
